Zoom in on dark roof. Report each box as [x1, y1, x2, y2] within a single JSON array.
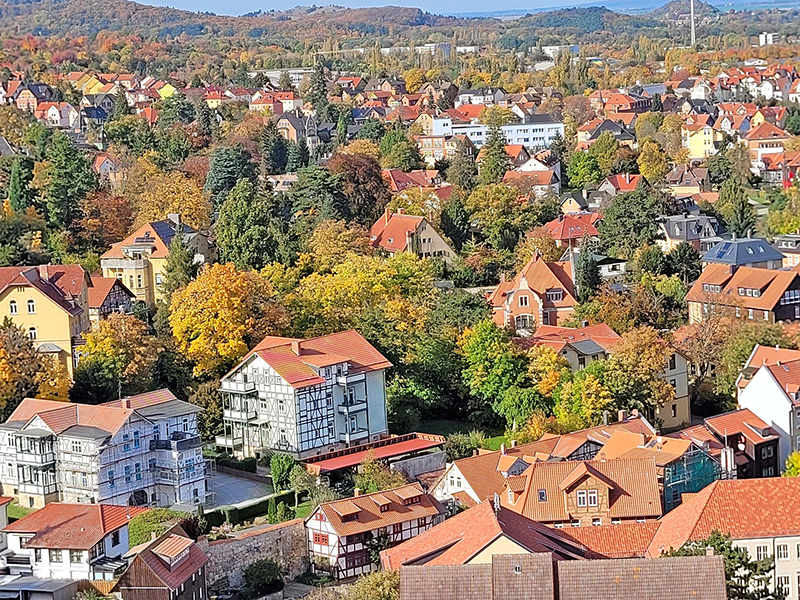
[[702, 237, 784, 265], [0, 136, 15, 156], [660, 214, 725, 242], [589, 120, 634, 141]]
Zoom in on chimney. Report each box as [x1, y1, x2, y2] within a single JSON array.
[[168, 213, 181, 230], [39, 264, 49, 280], [581, 320, 589, 328], [625, 173, 630, 184], [618, 409, 628, 422], [705, 547, 715, 556], [291, 341, 302, 356], [353, 488, 361, 497], [631, 408, 639, 418], [385, 207, 392, 224], [397, 208, 406, 215], [122, 398, 131, 409], [151, 531, 157, 541], [510, 440, 517, 448], [500, 443, 506, 455]]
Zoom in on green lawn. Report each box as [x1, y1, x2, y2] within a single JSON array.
[[8, 501, 35, 521], [419, 419, 473, 437], [484, 435, 510, 451], [294, 499, 313, 520]]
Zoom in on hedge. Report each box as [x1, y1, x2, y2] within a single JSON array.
[[205, 490, 296, 527]]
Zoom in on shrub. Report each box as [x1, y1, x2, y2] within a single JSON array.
[[270, 453, 296, 489], [128, 509, 187, 546], [243, 558, 284, 598], [220, 505, 239, 525]]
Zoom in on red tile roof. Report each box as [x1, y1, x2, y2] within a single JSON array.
[[487, 254, 576, 311], [647, 478, 800, 557], [686, 264, 800, 311], [370, 211, 427, 253], [745, 121, 790, 141], [315, 483, 445, 537], [0, 265, 89, 316], [545, 214, 601, 242], [560, 521, 660, 558], [703, 408, 778, 445], [152, 534, 194, 559], [381, 502, 589, 569], [3, 503, 149, 549], [7, 399, 134, 437], [602, 174, 641, 192], [236, 330, 391, 390], [126, 527, 208, 591], [88, 275, 132, 309]]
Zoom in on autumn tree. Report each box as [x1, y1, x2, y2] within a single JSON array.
[[307, 219, 373, 273], [637, 138, 669, 183], [587, 131, 619, 177], [604, 326, 675, 421], [382, 141, 424, 172], [0, 318, 54, 419], [466, 184, 536, 251], [327, 153, 392, 225], [600, 183, 670, 258], [353, 451, 407, 493], [72, 313, 162, 404], [79, 191, 133, 249], [515, 227, 563, 266], [169, 263, 288, 375]]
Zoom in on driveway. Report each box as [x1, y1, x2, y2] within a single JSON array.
[[172, 471, 273, 512]]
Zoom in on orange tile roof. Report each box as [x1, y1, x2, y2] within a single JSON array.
[[380, 502, 589, 569], [545, 214, 601, 242], [0, 265, 88, 316], [647, 478, 800, 557], [455, 104, 483, 120], [370, 211, 426, 253], [316, 483, 444, 537], [686, 264, 800, 311], [602, 174, 641, 192], [703, 408, 778, 445], [504, 458, 662, 523], [487, 255, 576, 311], [765, 358, 800, 401], [503, 170, 557, 186], [560, 522, 660, 558], [7, 399, 134, 437], [237, 330, 391, 390], [88, 275, 131, 309], [3, 503, 149, 549], [745, 121, 790, 141], [152, 534, 194, 559]]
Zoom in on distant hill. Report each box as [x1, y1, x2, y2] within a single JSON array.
[[513, 6, 661, 33], [648, 0, 721, 18]]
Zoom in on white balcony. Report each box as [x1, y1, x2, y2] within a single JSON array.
[[101, 258, 148, 269], [220, 380, 257, 394], [337, 399, 368, 415], [339, 428, 369, 444], [223, 408, 258, 421]]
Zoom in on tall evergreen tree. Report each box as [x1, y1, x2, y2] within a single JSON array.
[[277, 70, 295, 92], [723, 179, 757, 238], [259, 120, 288, 177], [197, 101, 214, 138], [154, 231, 199, 336], [575, 245, 601, 302], [651, 93, 663, 112], [41, 132, 97, 229], [307, 59, 329, 115], [445, 141, 478, 192], [204, 144, 256, 207], [7, 157, 32, 212], [479, 122, 512, 185], [111, 91, 129, 121]]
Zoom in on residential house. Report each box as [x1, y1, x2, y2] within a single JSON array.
[[417, 134, 473, 166], [685, 264, 800, 324], [544, 214, 602, 249], [91, 152, 122, 187], [381, 501, 590, 569], [500, 458, 663, 527], [397, 554, 726, 600], [774, 234, 800, 267], [0, 389, 207, 509], [418, 81, 458, 105], [597, 174, 641, 197], [218, 330, 391, 459], [488, 254, 576, 330], [34, 102, 81, 129], [100, 216, 214, 307], [503, 170, 560, 198], [2, 503, 149, 580], [657, 214, 726, 253], [15, 84, 53, 112], [276, 110, 320, 150], [645, 477, 800, 599], [682, 121, 721, 160], [517, 323, 691, 430], [370, 209, 456, 265], [702, 237, 784, 269], [746, 122, 791, 164], [0, 265, 92, 376], [382, 169, 454, 201], [87, 275, 134, 323], [664, 165, 711, 195], [670, 408, 780, 479], [735, 344, 800, 394], [307, 484, 445, 580], [432, 114, 564, 150], [580, 120, 636, 149], [759, 151, 800, 186], [117, 524, 208, 600], [456, 87, 507, 107], [476, 144, 530, 168]]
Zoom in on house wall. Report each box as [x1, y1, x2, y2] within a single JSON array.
[[467, 535, 530, 563], [739, 368, 793, 466], [432, 463, 480, 505]]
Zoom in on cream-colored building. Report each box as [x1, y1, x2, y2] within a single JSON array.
[[0, 265, 92, 376], [369, 209, 456, 265], [100, 215, 214, 307]]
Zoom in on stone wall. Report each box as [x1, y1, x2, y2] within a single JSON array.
[[197, 519, 308, 589], [391, 451, 447, 480]]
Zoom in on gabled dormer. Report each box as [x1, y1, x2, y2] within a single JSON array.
[[151, 534, 195, 571], [558, 462, 616, 516]]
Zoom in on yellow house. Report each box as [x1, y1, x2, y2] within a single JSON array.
[[682, 122, 721, 160], [0, 265, 92, 376], [81, 76, 106, 95], [100, 215, 215, 307], [154, 81, 177, 99]]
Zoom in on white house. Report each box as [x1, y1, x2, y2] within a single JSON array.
[[218, 330, 391, 459], [306, 484, 445, 580], [432, 115, 564, 150], [2, 503, 149, 580]]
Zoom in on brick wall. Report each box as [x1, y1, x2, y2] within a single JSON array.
[[197, 519, 308, 588]]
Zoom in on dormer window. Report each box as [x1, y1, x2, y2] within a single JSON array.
[[546, 289, 563, 303], [538, 489, 547, 502]]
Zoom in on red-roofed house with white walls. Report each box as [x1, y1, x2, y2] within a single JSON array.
[[218, 331, 391, 459], [370, 209, 456, 265]]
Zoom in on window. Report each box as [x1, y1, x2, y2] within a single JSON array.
[[778, 544, 789, 560], [519, 295, 529, 307], [611, 518, 621, 525], [576, 490, 587, 507], [123, 433, 130, 452], [570, 519, 580, 527], [134, 462, 142, 481], [155, 273, 163, 287], [49, 549, 63, 563], [133, 430, 140, 449], [762, 466, 776, 477], [393, 523, 402, 534], [592, 518, 601, 526], [124, 465, 131, 483], [70, 550, 83, 564], [28, 327, 36, 341], [153, 425, 160, 440], [587, 490, 598, 507], [672, 404, 677, 418], [538, 489, 547, 502], [71, 440, 82, 454], [27, 299, 35, 314], [546, 289, 563, 303], [669, 354, 677, 370], [313, 533, 329, 545], [762, 446, 774, 459], [137, 274, 143, 288], [8, 300, 16, 315], [756, 545, 769, 561], [111, 531, 120, 546], [34, 549, 42, 562], [108, 470, 115, 489], [417, 517, 427, 528], [778, 576, 790, 598]]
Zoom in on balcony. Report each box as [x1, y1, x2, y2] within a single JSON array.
[[5, 553, 31, 567], [220, 379, 257, 394], [338, 399, 368, 415], [215, 435, 243, 449], [336, 373, 365, 386], [16, 451, 55, 465], [101, 258, 148, 269], [339, 428, 369, 443], [150, 433, 202, 452], [19, 481, 57, 495], [223, 408, 258, 422]]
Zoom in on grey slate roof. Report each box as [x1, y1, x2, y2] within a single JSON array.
[[702, 237, 785, 265], [661, 214, 725, 242]]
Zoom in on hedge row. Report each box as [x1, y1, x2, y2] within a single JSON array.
[[205, 490, 296, 527]]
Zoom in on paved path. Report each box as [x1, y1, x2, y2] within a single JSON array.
[[172, 471, 273, 511]]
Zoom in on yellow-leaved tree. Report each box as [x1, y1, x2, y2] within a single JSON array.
[[170, 263, 289, 376]]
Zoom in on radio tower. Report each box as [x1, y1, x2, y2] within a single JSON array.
[[690, 0, 697, 46]]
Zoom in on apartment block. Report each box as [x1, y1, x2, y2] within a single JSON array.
[[0, 390, 207, 509]]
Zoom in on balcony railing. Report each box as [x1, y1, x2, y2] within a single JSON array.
[[5, 553, 32, 566], [101, 258, 148, 269], [16, 452, 55, 465], [337, 399, 368, 415], [215, 435, 243, 448], [150, 433, 202, 452], [19, 481, 58, 495], [339, 428, 369, 443], [337, 373, 365, 386], [223, 408, 258, 421], [220, 380, 257, 394]]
